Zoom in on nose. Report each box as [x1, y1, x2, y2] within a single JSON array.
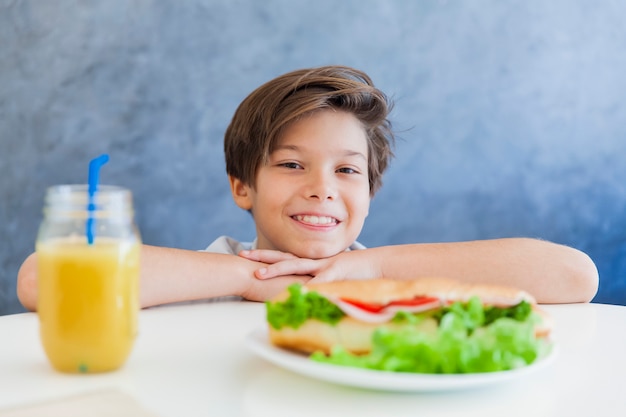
[[306, 170, 337, 201]]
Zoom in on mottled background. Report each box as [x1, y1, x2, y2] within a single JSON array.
[[2, 0, 625, 315]]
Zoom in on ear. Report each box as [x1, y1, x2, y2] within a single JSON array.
[[228, 176, 254, 211]]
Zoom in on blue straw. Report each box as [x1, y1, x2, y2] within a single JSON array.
[[86, 154, 110, 245]]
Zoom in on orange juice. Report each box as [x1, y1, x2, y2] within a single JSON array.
[[37, 237, 140, 373]]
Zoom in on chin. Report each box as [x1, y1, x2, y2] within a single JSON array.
[[290, 244, 346, 260]]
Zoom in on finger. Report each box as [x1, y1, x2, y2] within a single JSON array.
[[307, 273, 341, 284], [239, 249, 298, 263], [255, 258, 321, 279], [243, 275, 312, 301]]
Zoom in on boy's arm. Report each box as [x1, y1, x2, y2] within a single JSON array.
[[16, 244, 310, 311], [242, 238, 599, 304], [368, 238, 598, 303], [137, 245, 310, 306]]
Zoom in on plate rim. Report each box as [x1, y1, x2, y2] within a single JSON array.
[[245, 327, 557, 392]]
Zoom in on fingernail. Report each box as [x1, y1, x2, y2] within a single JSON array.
[[258, 268, 267, 277], [240, 250, 249, 256]]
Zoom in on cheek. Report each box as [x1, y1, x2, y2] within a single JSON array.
[[350, 190, 371, 219], [363, 202, 371, 220]]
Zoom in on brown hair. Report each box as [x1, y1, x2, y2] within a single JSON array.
[[224, 65, 394, 195]]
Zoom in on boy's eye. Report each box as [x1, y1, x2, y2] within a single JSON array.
[[337, 167, 359, 174], [279, 162, 302, 169]]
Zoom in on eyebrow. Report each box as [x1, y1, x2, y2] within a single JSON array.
[[274, 144, 367, 161]]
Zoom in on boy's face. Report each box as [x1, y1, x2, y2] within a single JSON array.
[[230, 109, 371, 259]]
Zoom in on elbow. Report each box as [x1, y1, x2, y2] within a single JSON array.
[[17, 253, 38, 311], [567, 249, 599, 303]]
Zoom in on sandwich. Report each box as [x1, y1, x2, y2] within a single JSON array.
[[265, 278, 553, 374]]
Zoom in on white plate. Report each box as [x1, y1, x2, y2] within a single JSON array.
[[245, 328, 557, 392]]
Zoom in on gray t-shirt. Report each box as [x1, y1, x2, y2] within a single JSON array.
[[202, 235, 366, 254]]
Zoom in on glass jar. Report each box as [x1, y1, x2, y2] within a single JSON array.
[[36, 184, 141, 373]]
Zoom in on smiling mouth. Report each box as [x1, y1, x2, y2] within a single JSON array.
[[292, 215, 339, 226]]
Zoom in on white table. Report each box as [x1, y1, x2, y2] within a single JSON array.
[[0, 301, 625, 417]]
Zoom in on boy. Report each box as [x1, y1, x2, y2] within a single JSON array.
[[17, 66, 598, 310]]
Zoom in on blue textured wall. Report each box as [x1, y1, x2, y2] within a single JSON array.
[[2, 0, 625, 314]]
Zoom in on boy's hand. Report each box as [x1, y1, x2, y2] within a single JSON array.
[[239, 273, 312, 301], [238, 249, 381, 283]]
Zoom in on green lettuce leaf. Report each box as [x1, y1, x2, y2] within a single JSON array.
[[312, 297, 550, 374], [395, 297, 534, 331], [266, 283, 345, 330]]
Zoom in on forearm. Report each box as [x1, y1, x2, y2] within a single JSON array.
[[371, 238, 598, 304], [17, 245, 249, 311], [139, 245, 312, 306], [138, 245, 253, 307], [16, 244, 270, 311]]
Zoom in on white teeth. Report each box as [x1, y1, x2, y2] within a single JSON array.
[[294, 215, 337, 225]]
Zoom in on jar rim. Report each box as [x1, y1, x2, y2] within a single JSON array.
[[43, 184, 134, 216], [46, 184, 130, 194]]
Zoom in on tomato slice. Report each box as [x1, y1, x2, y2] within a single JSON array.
[[339, 298, 385, 313], [388, 296, 439, 307], [339, 296, 440, 313]]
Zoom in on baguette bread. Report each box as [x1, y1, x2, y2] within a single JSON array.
[[267, 278, 551, 355], [271, 277, 537, 306]]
